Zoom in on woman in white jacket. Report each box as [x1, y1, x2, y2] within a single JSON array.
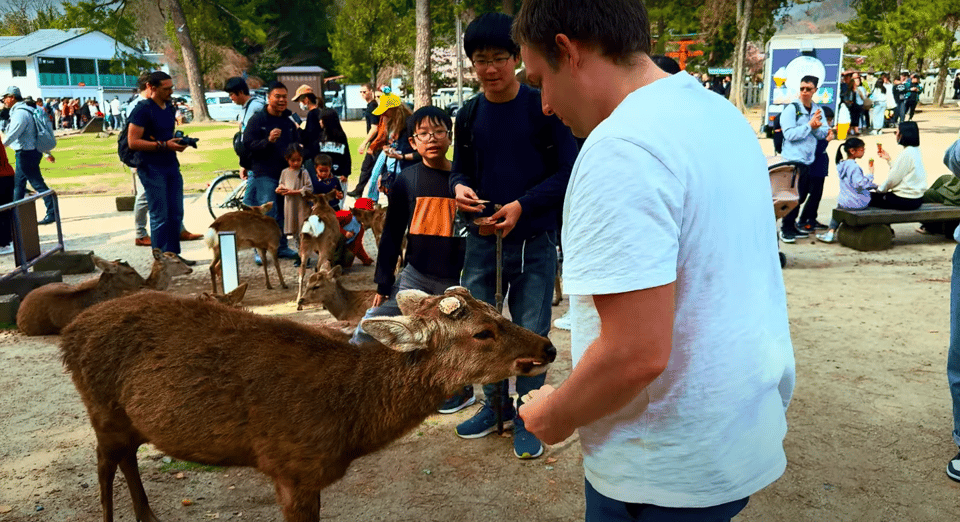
[[869, 78, 888, 135], [872, 121, 926, 210]]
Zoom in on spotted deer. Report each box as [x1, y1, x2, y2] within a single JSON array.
[[144, 248, 193, 290], [60, 286, 555, 522], [297, 190, 342, 303], [296, 262, 376, 317], [205, 202, 286, 293]]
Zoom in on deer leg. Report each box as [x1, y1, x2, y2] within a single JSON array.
[[274, 480, 320, 522], [209, 250, 221, 294], [259, 248, 273, 289], [96, 444, 119, 522], [553, 273, 562, 306], [296, 259, 307, 309], [271, 248, 288, 289], [118, 446, 160, 522]]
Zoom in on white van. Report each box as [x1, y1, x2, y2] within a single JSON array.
[[203, 91, 243, 122]]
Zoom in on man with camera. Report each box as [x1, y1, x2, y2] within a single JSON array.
[[241, 80, 300, 260], [127, 71, 194, 261]]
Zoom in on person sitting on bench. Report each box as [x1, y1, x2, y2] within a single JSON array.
[[817, 137, 876, 243], [872, 121, 926, 211]]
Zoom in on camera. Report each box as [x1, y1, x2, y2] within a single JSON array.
[[173, 130, 199, 148]]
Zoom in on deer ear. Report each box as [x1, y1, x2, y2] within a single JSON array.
[[330, 265, 342, 278], [361, 317, 428, 352], [92, 255, 115, 273], [397, 289, 430, 315], [308, 272, 323, 284], [260, 201, 274, 213], [152, 248, 162, 260]]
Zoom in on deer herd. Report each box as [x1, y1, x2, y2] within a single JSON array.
[[15, 189, 560, 521]]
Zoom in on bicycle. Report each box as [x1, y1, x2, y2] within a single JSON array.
[[206, 169, 247, 219]]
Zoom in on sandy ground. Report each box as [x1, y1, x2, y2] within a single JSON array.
[[3, 106, 960, 521]]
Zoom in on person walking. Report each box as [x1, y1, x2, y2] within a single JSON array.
[[869, 78, 888, 135], [512, 1, 795, 519], [0, 86, 56, 225], [450, 12, 579, 460], [110, 96, 123, 130], [126, 71, 194, 262], [779, 75, 829, 242], [953, 73, 960, 100], [346, 83, 380, 198], [241, 80, 301, 261]]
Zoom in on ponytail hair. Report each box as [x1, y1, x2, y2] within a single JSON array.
[[835, 137, 865, 164]]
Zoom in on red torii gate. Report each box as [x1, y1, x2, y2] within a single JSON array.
[[664, 40, 704, 71]]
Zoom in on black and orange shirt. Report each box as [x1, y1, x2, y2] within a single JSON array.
[[374, 163, 465, 296]]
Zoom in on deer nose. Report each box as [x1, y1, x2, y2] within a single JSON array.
[[544, 343, 556, 363]]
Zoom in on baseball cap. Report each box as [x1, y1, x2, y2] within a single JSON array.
[[3, 86, 20, 98], [353, 198, 376, 211], [372, 93, 402, 116], [292, 84, 314, 102]]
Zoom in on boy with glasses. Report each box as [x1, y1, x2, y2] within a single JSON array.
[[450, 12, 578, 460]]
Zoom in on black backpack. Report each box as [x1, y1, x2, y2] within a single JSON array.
[[772, 102, 802, 155], [117, 119, 140, 168]]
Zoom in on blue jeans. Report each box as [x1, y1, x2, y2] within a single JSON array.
[[462, 229, 557, 404], [137, 163, 183, 254], [243, 174, 288, 251], [351, 264, 461, 345], [949, 244, 960, 447], [367, 152, 398, 200], [13, 149, 54, 220], [585, 479, 749, 522]]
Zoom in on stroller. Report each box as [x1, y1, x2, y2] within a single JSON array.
[[768, 156, 803, 268]]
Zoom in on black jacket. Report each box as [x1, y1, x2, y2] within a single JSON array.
[[242, 108, 300, 180]]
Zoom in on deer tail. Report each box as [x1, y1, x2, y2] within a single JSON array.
[[203, 228, 219, 249]]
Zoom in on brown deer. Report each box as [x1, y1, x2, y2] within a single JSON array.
[[199, 282, 248, 307], [296, 261, 376, 317], [297, 190, 342, 303], [351, 204, 387, 245], [16, 255, 146, 336], [144, 248, 193, 291], [205, 202, 287, 293], [60, 286, 555, 522]]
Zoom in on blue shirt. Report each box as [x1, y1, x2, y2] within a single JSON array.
[[781, 101, 828, 165], [1, 101, 37, 151], [128, 99, 178, 168], [240, 96, 265, 132]]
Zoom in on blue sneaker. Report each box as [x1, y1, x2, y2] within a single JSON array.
[[439, 385, 476, 414], [455, 401, 515, 439], [276, 247, 299, 259], [254, 252, 263, 266], [512, 415, 544, 459]]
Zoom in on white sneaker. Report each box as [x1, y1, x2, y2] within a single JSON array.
[[816, 231, 836, 243], [553, 312, 571, 331], [0, 244, 13, 255]]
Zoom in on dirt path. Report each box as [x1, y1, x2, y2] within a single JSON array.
[[4, 106, 960, 521]]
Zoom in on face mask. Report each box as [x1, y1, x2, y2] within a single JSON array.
[[299, 103, 308, 111]]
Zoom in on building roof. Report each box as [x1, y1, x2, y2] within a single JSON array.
[[0, 28, 88, 58], [274, 66, 327, 74]]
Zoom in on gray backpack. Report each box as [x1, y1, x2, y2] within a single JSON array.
[[16, 105, 56, 154]]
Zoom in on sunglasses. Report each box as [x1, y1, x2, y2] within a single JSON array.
[[799, 87, 816, 92]]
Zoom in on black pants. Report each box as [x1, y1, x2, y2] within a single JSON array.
[[869, 192, 922, 210], [352, 151, 380, 194], [782, 165, 823, 229], [904, 100, 918, 120]]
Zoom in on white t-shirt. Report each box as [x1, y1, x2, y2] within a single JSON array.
[[563, 71, 795, 508]]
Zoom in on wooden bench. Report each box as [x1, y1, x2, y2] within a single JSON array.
[[832, 203, 960, 251]]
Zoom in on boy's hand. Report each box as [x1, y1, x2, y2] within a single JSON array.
[[345, 231, 355, 239], [336, 190, 344, 199], [491, 201, 522, 237], [372, 294, 387, 307], [455, 184, 486, 213]]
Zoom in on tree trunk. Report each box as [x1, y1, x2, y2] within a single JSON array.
[[414, 0, 432, 109], [934, 24, 957, 107], [730, 0, 753, 112], [166, 0, 210, 121], [502, 0, 514, 15]]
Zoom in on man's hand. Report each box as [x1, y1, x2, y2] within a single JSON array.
[[358, 141, 369, 155], [491, 200, 522, 237], [44, 154, 55, 163], [166, 139, 188, 152], [518, 385, 573, 445], [268, 128, 282, 143], [454, 184, 486, 213], [239, 167, 248, 180], [809, 109, 822, 130]]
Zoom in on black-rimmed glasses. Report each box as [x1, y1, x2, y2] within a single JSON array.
[[415, 129, 449, 141]]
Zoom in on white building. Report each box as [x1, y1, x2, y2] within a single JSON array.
[[0, 28, 160, 105]]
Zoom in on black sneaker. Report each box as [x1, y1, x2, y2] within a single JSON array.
[[438, 385, 476, 414], [948, 450, 960, 482], [792, 227, 809, 238], [800, 221, 829, 232], [779, 229, 797, 243]]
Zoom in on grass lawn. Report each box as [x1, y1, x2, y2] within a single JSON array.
[[24, 121, 366, 196]]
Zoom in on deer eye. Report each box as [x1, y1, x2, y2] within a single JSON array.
[[473, 329, 494, 340]]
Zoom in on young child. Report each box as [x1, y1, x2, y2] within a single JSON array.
[[350, 107, 469, 415], [313, 154, 343, 211], [277, 143, 314, 247], [817, 137, 876, 243], [335, 210, 374, 266]]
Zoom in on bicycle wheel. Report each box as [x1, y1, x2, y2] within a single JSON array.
[[207, 172, 246, 220]]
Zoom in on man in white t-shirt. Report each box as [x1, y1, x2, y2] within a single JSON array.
[[513, 1, 795, 520]]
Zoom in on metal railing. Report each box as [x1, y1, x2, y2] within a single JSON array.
[[0, 190, 64, 282]]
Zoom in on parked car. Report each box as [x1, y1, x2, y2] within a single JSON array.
[[203, 91, 243, 122]]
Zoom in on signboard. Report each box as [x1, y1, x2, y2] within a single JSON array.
[[767, 47, 842, 121]]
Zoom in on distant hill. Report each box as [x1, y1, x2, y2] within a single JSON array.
[[776, 0, 856, 35]]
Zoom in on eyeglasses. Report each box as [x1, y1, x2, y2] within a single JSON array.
[[799, 87, 816, 92], [473, 56, 510, 68], [415, 129, 449, 141]]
